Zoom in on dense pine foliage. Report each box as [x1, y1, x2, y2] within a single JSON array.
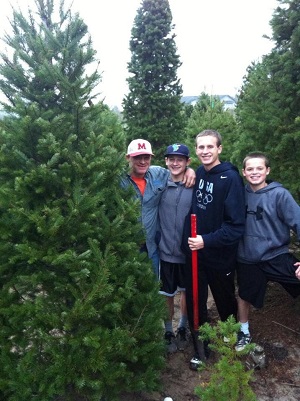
[[233, 0, 300, 200], [0, 1, 166, 400]]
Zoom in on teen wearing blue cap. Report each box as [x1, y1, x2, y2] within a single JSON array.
[[158, 143, 192, 353], [164, 143, 190, 158]]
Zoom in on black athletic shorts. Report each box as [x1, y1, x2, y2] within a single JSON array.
[[159, 260, 186, 297], [237, 253, 300, 309]]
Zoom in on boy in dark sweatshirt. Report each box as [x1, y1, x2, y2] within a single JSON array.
[[182, 129, 245, 370]]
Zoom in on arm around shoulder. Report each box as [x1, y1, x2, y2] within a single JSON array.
[[182, 167, 195, 188]]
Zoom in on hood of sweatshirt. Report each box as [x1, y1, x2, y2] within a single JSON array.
[[200, 161, 240, 177], [245, 181, 283, 194]]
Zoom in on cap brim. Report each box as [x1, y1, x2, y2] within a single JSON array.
[[165, 153, 189, 157], [127, 151, 154, 157]]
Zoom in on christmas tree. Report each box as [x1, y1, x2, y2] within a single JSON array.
[[0, 1, 166, 400], [122, 0, 185, 161]]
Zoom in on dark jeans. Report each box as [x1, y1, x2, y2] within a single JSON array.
[[185, 257, 237, 330]]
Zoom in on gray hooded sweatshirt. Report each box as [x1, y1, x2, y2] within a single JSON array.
[[237, 181, 300, 264], [158, 179, 193, 264]]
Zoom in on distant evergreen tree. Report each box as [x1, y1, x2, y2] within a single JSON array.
[[233, 0, 300, 200], [185, 93, 238, 169], [122, 0, 186, 162], [232, 58, 280, 166], [0, 1, 166, 400]]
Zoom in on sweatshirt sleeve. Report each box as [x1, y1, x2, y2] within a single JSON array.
[[276, 189, 300, 240], [181, 206, 193, 258]]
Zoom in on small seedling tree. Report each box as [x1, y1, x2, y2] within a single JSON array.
[[195, 316, 257, 401]]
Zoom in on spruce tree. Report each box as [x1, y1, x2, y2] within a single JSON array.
[[0, 1, 166, 400], [233, 0, 300, 200], [122, 0, 186, 162], [185, 93, 238, 168]]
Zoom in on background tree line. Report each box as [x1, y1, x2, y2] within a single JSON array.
[[0, 0, 298, 400], [122, 0, 299, 201]]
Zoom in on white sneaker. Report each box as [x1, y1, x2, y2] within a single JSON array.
[[235, 331, 251, 351]]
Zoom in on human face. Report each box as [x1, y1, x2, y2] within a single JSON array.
[[243, 157, 270, 191], [195, 135, 222, 170], [127, 154, 152, 178], [165, 155, 190, 181]]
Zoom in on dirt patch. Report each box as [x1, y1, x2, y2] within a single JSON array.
[[120, 281, 300, 401]]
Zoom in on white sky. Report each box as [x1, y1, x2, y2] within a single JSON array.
[[0, 0, 278, 109]]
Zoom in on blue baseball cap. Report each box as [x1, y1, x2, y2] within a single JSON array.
[[165, 143, 190, 158]]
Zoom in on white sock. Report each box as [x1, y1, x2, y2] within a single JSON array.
[[178, 315, 188, 329], [240, 321, 250, 335]]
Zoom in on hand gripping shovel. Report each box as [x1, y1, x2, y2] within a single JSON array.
[[189, 214, 205, 370]]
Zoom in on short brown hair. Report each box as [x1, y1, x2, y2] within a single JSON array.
[[243, 151, 270, 169], [195, 130, 222, 147]]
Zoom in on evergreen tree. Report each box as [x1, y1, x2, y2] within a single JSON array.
[[0, 1, 166, 400], [122, 0, 186, 162], [232, 57, 281, 166], [185, 93, 238, 169], [233, 0, 300, 200]]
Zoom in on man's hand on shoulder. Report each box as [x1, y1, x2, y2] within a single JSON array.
[[182, 167, 195, 188]]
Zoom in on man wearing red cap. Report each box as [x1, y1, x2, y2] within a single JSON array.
[[123, 139, 195, 279]]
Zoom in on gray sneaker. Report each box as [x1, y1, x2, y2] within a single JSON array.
[[176, 327, 188, 351], [164, 331, 177, 353]]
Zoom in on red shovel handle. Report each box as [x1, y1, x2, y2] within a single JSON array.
[[191, 214, 199, 331]]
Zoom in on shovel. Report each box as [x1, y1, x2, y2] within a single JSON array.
[[190, 214, 205, 368]]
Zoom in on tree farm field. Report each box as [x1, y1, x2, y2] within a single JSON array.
[[121, 262, 300, 401]]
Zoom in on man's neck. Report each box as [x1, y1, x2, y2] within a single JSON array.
[[203, 160, 221, 172], [130, 172, 146, 179]]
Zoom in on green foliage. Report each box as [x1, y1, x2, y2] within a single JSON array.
[[233, 0, 300, 201], [0, 1, 166, 400], [185, 93, 238, 169], [122, 0, 186, 162], [195, 316, 257, 401]]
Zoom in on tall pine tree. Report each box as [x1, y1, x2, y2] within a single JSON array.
[[0, 1, 166, 400], [122, 0, 186, 162], [233, 0, 300, 200]]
